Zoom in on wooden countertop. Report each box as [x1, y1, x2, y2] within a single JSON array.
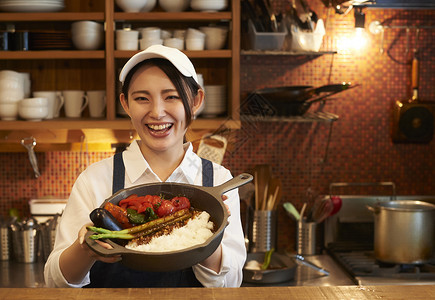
[[1, 285, 434, 300]]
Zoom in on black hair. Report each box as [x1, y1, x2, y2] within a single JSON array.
[[121, 58, 200, 127]]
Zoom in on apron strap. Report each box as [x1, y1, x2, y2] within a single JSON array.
[[112, 152, 125, 194], [201, 158, 213, 187]]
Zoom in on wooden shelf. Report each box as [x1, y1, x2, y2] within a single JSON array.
[[241, 112, 339, 122], [0, 12, 104, 21], [114, 12, 232, 22], [1, 51, 105, 59], [114, 49, 232, 59], [0, 118, 240, 130], [0, 0, 241, 139], [241, 50, 337, 56]]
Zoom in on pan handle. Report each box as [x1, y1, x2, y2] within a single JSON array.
[[307, 83, 361, 104], [84, 230, 127, 257], [209, 173, 253, 197]]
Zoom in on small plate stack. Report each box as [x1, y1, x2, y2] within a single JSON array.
[[202, 85, 226, 118], [0, 0, 65, 12]]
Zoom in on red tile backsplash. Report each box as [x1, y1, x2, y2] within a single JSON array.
[[0, 2, 434, 252]]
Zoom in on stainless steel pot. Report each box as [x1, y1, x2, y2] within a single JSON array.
[[367, 200, 435, 264]]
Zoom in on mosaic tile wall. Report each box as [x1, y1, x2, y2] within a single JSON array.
[[0, 1, 434, 252]]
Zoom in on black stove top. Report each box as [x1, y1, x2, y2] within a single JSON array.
[[327, 246, 435, 285]]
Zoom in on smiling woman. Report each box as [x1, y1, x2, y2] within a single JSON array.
[[44, 45, 247, 289]]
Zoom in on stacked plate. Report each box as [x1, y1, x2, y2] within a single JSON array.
[[29, 31, 72, 50], [0, 0, 65, 12], [202, 85, 226, 117]]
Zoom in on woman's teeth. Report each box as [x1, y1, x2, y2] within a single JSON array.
[[147, 124, 172, 131]]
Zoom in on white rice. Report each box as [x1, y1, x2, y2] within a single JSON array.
[[125, 211, 215, 252]]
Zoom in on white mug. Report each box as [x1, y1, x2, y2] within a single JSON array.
[[33, 91, 64, 119], [87, 90, 106, 118], [62, 90, 88, 118]]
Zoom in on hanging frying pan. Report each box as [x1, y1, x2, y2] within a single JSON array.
[[252, 83, 358, 116], [392, 45, 434, 143]]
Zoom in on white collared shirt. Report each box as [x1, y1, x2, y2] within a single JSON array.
[[44, 140, 246, 288]]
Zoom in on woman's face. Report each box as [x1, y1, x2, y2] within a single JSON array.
[[120, 64, 191, 154]]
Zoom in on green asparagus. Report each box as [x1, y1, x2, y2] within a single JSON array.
[[87, 209, 192, 240]]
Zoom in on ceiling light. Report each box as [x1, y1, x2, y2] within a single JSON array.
[[354, 7, 366, 29]]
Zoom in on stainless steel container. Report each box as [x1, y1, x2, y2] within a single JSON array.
[[11, 218, 40, 263], [368, 200, 435, 264], [296, 221, 317, 255], [39, 215, 59, 261], [249, 210, 277, 252], [0, 226, 11, 261]]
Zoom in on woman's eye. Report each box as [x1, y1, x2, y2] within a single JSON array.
[[134, 96, 149, 101], [166, 94, 180, 100]]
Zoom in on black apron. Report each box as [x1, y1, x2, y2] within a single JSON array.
[[85, 153, 213, 288]]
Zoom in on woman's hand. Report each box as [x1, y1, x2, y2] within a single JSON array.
[[78, 223, 121, 264], [59, 223, 121, 284], [222, 194, 231, 217]]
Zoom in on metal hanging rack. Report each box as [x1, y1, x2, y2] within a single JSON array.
[[369, 21, 435, 54]]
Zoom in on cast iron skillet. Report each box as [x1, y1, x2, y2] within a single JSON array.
[[253, 83, 359, 116], [85, 173, 253, 272]]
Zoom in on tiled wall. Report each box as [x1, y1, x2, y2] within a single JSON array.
[[0, 2, 434, 252]]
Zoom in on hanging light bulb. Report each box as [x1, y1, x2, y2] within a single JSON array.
[[352, 7, 369, 50]]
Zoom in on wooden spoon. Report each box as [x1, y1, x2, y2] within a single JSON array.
[[253, 164, 271, 210], [266, 177, 282, 210]]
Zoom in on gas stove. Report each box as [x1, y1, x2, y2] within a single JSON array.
[[327, 246, 435, 285], [323, 192, 435, 286]]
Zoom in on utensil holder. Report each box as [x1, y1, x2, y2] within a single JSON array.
[[249, 210, 277, 253], [0, 227, 11, 261], [40, 222, 57, 261], [296, 220, 317, 255], [12, 228, 39, 263]]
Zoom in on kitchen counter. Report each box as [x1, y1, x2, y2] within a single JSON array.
[[0, 261, 45, 288], [1, 252, 353, 288], [1, 286, 434, 299]]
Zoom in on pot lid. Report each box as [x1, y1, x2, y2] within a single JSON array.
[[378, 200, 435, 212]]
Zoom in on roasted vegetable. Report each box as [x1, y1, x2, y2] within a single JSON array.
[[87, 208, 191, 240], [89, 208, 123, 231], [261, 248, 275, 270], [104, 202, 131, 228]]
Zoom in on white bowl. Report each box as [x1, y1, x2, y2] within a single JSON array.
[[72, 32, 104, 50], [0, 102, 18, 120], [18, 105, 48, 121], [0, 70, 23, 81], [71, 21, 103, 34], [163, 37, 184, 50], [200, 26, 228, 49], [0, 90, 25, 103], [139, 38, 163, 50], [20, 97, 48, 107], [160, 30, 172, 40], [139, 27, 161, 40], [0, 78, 24, 91], [159, 0, 190, 12], [116, 29, 139, 40], [186, 28, 206, 39], [116, 0, 150, 12], [141, 0, 157, 11], [185, 38, 205, 51], [116, 39, 138, 50], [173, 29, 186, 39], [191, 0, 227, 11], [200, 26, 228, 38]]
